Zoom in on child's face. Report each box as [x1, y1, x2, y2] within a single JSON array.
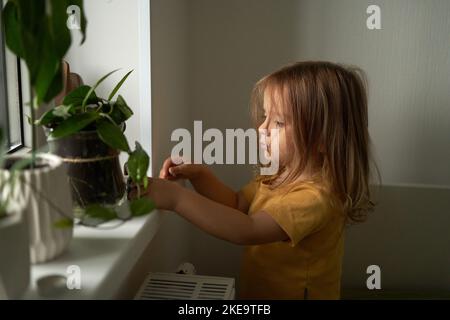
[[259, 88, 291, 168]]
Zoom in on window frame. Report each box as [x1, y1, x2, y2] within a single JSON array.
[[0, 0, 26, 154]]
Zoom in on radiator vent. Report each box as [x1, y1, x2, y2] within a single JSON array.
[[135, 272, 235, 300]]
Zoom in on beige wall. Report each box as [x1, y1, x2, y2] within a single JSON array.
[[147, 0, 192, 274], [294, 0, 450, 186], [343, 185, 450, 293]]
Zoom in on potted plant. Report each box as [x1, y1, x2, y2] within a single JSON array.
[[36, 69, 155, 226], [0, 128, 30, 298]]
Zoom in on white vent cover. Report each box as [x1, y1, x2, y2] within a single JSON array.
[[135, 272, 235, 300]]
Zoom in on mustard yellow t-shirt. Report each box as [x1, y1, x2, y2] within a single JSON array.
[[238, 178, 345, 300]]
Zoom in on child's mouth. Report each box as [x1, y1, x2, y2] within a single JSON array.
[[260, 140, 271, 158]]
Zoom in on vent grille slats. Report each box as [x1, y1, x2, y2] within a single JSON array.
[[135, 272, 235, 300], [146, 285, 194, 292]]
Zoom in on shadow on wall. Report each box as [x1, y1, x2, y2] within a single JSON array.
[[342, 185, 450, 299]]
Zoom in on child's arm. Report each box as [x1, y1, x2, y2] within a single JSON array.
[[159, 157, 250, 212], [130, 178, 288, 245]]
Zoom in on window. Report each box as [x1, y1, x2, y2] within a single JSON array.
[[0, 1, 25, 153]]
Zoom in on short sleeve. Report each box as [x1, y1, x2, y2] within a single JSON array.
[[239, 179, 259, 204], [265, 188, 331, 247]]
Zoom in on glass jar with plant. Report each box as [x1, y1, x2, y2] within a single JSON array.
[[36, 69, 155, 226]]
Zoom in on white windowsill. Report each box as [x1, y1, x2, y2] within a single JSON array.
[[8, 146, 31, 156], [22, 208, 163, 300]]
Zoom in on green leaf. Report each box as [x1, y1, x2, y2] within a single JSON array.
[[110, 95, 133, 124], [33, 27, 62, 104], [116, 95, 133, 119], [54, 218, 74, 229], [84, 204, 117, 222], [50, 112, 99, 139], [126, 142, 150, 184], [129, 198, 155, 217], [50, 0, 72, 58], [0, 128, 5, 168], [36, 109, 55, 126], [143, 175, 149, 190], [36, 104, 73, 126], [63, 85, 98, 106], [1, 0, 88, 105], [11, 156, 34, 172], [64, 87, 96, 107], [52, 104, 75, 118], [2, 2, 25, 58], [108, 70, 133, 100], [0, 205, 7, 219], [67, 0, 88, 44], [96, 118, 130, 152], [42, 65, 64, 102], [82, 69, 120, 110]]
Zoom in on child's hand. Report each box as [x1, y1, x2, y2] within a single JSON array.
[[128, 177, 182, 211], [159, 156, 205, 181]]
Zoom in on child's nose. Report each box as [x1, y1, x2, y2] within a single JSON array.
[[259, 118, 269, 132], [258, 125, 270, 137], [258, 127, 271, 139]]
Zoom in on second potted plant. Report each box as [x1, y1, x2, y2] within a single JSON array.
[[0, 129, 30, 297]]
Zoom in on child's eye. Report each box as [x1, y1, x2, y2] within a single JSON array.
[[275, 121, 284, 127]]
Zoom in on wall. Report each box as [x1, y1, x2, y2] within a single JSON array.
[[145, 0, 192, 274], [343, 185, 450, 292], [293, 0, 450, 186]]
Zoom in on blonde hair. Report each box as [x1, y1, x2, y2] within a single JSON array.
[[251, 61, 379, 223]]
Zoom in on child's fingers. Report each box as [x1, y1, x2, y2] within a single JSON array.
[[168, 167, 177, 176], [168, 164, 192, 178], [160, 157, 180, 179], [160, 167, 178, 180], [159, 158, 171, 178], [159, 158, 187, 180]]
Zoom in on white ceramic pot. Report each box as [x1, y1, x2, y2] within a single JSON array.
[[0, 204, 30, 299], [1, 153, 73, 264]]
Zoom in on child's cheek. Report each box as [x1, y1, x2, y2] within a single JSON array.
[[282, 128, 294, 163]]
